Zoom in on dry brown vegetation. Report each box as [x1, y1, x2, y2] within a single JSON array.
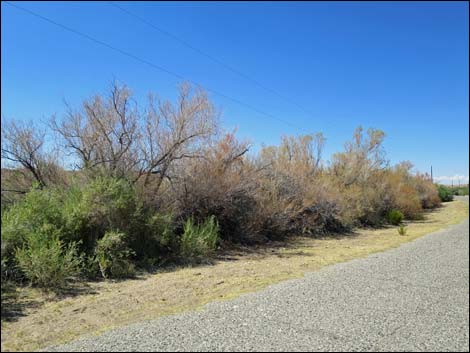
[[2, 82, 441, 291]]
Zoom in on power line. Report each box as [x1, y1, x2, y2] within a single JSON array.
[[5, 1, 308, 133], [107, 1, 315, 118]]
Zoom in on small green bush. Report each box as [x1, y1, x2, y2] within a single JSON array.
[[95, 231, 135, 279], [397, 224, 407, 236], [386, 209, 404, 225], [15, 224, 82, 289], [180, 216, 219, 261], [129, 212, 176, 263], [437, 185, 454, 202]]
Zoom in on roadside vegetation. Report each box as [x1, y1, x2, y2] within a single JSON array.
[[448, 184, 469, 196], [436, 184, 469, 201], [437, 184, 455, 202], [1, 82, 443, 293], [2, 199, 468, 352]]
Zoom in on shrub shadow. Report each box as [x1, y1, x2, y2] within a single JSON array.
[[1, 282, 40, 323], [215, 228, 358, 262], [1, 281, 99, 323]]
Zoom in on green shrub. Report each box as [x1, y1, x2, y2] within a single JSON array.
[[62, 177, 140, 252], [1, 257, 7, 282], [95, 231, 135, 279], [1, 221, 18, 281], [449, 185, 469, 196], [397, 224, 407, 236], [61, 177, 153, 273], [386, 209, 404, 225], [81, 254, 101, 279], [152, 213, 177, 248], [1, 187, 67, 281], [15, 224, 82, 289], [1, 187, 64, 252], [81, 177, 138, 231], [0, 179, 144, 281], [437, 185, 453, 202], [180, 216, 219, 261], [130, 212, 176, 264]]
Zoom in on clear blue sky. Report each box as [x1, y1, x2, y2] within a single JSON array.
[[2, 1, 469, 183]]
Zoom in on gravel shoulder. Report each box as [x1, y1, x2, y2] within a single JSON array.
[[49, 197, 469, 352]]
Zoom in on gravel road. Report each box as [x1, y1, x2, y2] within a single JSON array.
[[50, 197, 469, 352]]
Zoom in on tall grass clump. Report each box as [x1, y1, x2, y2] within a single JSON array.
[[397, 224, 408, 236]]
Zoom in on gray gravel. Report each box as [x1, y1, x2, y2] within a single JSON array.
[[49, 197, 469, 352]]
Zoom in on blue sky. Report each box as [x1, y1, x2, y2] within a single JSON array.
[[2, 1, 469, 183]]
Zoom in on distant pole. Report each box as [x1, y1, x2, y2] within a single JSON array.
[[431, 165, 433, 183]]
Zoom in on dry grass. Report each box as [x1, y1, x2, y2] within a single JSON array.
[[1, 200, 468, 352]]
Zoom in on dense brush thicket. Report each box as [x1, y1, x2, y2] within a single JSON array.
[[1, 83, 441, 290], [437, 185, 454, 202], [448, 184, 469, 196]]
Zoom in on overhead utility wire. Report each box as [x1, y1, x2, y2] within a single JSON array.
[[5, 1, 308, 133], [107, 1, 315, 119]]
